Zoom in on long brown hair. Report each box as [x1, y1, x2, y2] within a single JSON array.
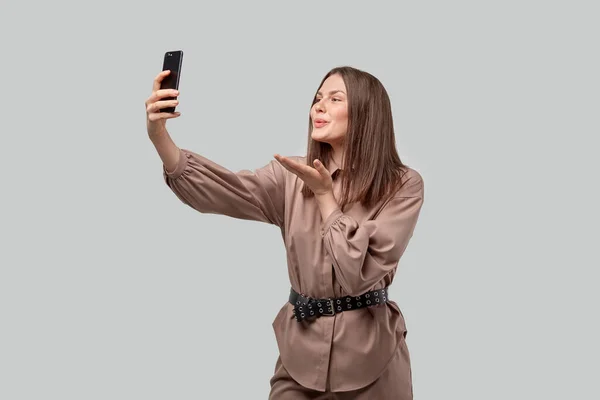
[[301, 66, 412, 211]]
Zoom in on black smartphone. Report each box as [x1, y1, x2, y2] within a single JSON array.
[[159, 50, 183, 113]]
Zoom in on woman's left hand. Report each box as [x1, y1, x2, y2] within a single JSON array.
[[274, 154, 333, 196]]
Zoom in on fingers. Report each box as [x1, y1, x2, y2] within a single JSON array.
[[146, 72, 182, 123], [274, 154, 311, 176], [146, 99, 179, 114], [152, 70, 170, 92], [146, 89, 179, 106], [276, 162, 298, 177], [148, 111, 181, 122]]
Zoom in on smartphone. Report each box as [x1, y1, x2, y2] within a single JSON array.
[[159, 50, 183, 113]]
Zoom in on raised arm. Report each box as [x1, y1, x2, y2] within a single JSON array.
[[145, 69, 183, 172], [145, 70, 286, 228], [162, 148, 286, 227]]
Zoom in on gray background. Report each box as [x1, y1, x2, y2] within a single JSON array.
[[1, 0, 598, 399]]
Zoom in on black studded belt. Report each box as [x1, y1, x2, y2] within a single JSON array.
[[289, 287, 389, 322]]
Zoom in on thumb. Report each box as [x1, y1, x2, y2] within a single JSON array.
[[313, 159, 327, 175]]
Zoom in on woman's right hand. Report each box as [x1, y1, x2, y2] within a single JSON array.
[[145, 70, 181, 138]]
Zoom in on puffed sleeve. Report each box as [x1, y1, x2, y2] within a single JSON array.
[[320, 170, 424, 296], [163, 148, 286, 228]]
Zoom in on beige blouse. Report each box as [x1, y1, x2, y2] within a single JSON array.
[[163, 147, 425, 392]]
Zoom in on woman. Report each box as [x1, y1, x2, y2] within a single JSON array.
[[145, 66, 425, 399]]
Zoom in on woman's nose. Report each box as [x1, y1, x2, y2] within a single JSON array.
[[314, 101, 325, 113]]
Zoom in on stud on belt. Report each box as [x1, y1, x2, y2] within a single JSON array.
[[289, 287, 389, 322]]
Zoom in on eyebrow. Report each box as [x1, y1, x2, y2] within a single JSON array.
[[316, 90, 346, 96]]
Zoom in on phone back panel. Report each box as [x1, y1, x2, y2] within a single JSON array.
[[159, 50, 183, 113]]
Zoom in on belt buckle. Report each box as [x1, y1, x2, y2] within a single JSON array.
[[321, 298, 335, 316]]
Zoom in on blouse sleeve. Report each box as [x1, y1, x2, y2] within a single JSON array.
[[162, 148, 286, 228], [320, 171, 425, 296]]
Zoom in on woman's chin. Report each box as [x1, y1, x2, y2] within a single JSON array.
[[311, 132, 329, 143]]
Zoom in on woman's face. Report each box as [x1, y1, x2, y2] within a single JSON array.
[[310, 74, 349, 147]]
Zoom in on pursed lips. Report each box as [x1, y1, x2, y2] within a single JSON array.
[[313, 118, 329, 128]]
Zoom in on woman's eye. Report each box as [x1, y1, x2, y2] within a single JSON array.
[[314, 97, 341, 103]]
